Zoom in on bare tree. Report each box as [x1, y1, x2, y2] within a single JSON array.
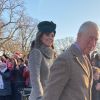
[[0, 20, 4, 36], [2, 39, 21, 54], [54, 37, 75, 54], [15, 13, 39, 56], [0, 0, 24, 47], [0, 0, 39, 57]]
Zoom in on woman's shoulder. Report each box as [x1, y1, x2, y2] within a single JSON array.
[[29, 48, 42, 59], [30, 48, 42, 54]]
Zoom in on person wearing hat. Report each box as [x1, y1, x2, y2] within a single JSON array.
[[28, 21, 56, 100]]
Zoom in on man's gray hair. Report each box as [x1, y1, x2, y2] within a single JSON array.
[[78, 21, 99, 34]]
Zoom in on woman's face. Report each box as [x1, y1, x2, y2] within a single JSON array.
[[41, 32, 54, 47]]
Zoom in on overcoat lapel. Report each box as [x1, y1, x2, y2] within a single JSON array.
[[75, 56, 89, 77], [69, 44, 90, 77]]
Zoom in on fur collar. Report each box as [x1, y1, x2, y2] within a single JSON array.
[[38, 44, 54, 59]]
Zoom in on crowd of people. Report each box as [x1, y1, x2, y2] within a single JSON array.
[[0, 20, 100, 100], [0, 53, 30, 100]]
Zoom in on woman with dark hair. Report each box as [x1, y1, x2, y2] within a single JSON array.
[[28, 21, 56, 100]]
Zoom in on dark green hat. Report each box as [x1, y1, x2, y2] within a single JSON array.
[[37, 21, 56, 35]]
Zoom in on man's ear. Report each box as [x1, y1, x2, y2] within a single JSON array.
[[78, 32, 82, 37]]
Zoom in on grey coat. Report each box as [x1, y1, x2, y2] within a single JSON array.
[[28, 46, 54, 100], [43, 44, 93, 100]]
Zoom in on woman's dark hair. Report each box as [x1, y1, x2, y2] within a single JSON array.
[[30, 40, 35, 50]]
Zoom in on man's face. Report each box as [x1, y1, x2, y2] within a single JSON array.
[[79, 28, 99, 54]]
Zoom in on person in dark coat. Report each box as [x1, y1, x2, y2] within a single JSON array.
[[92, 54, 100, 100], [0, 62, 12, 100], [92, 67, 100, 100], [11, 58, 26, 100]]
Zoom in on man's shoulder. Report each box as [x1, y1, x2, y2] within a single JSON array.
[[58, 49, 72, 61]]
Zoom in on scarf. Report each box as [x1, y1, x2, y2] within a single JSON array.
[[38, 44, 54, 59]]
